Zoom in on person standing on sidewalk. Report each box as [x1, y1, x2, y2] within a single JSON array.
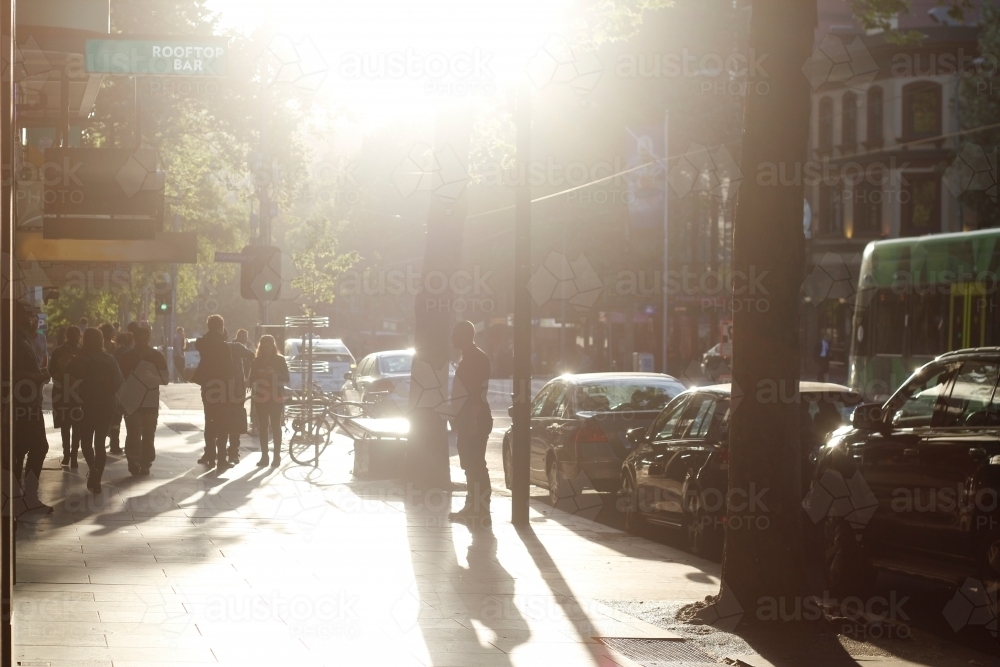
[[248, 335, 289, 468], [193, 314, 237, 469], [29, 312, 48, 370], [107, 331, 133, 456], [172, 326, 187, 382], [49, 325, 82, 468], [119, 325, 169, 476], [448, 320, 494, 527], [67, 327, 124, 494], [12, 301, 52, 513], [225, 329, 254, 465]]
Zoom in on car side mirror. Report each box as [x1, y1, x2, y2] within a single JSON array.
[[852, 403, 885, 431], [508, 405, 514, 419], [343, 371, 353, 380], [625, 427, 647, 446]]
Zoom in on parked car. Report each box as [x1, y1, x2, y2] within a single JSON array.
[[342, 349, 415, 413], [700, 344, 731, 382], [620, 381, 861, 558], [815, 348, 1000, 598], [501, 373, 687, 500], [285, 337, 356, 394]]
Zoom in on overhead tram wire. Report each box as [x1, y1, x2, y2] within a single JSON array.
[[376, 119, 1000, 266]]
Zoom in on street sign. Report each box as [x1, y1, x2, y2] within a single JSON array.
[[214, 251, 251, 263], [86, 38, 228, 76]]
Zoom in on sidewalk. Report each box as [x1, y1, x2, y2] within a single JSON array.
[[12, 409, 1000, 666], [14, 409, 715, 667]]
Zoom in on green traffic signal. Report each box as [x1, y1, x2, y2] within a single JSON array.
[[264, 282, 274, 293]]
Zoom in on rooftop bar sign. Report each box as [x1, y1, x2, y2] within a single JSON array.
[[86, 38, 228, 76]]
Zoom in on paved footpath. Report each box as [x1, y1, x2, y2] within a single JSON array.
[[14, 408, 718, 667], [12, 406, 999, 667]]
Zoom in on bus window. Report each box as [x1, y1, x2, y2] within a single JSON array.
[[874, 291, 906, 355], [910, 292, 948, 357]]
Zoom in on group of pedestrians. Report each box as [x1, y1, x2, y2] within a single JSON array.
[[7, 299, 306, 517], [192, 314, 289, 469]]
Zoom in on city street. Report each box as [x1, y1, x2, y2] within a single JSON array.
[[11, 397, 1000, 667]]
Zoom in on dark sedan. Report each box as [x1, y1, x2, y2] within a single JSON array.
[[501, 373, 686, 501], [815, 348, 1000, 599], [620, 381, 861, 558]]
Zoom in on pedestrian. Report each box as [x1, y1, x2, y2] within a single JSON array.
[[448, 320, 494, 527], [119, 325, 169, 476], [225, 329, 254, 464], [192, 314, 237, 469], [249, 334, 289, 468], [107, 331, 134, 455], [113, 321, 121, 334], [172, 326, 187, 382], [12, 300, 52, 513], [78, 316, 88, 333], [67, 327, 124, 494], [49, 325, 83, 468], [100, 323, 117, 355], [816, 333, 831, 382]]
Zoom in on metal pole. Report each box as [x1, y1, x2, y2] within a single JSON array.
[[661, 110, 670, 374], [258, 92, 270, 327], [511, 81, 531, 526], [2, 2, 14, 663]]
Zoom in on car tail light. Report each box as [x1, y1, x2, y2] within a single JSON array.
[[576, 421, 607, 444], [715, 447, 729, 468]]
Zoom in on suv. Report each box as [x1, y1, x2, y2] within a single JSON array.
[[814, 348, 1000, 598]]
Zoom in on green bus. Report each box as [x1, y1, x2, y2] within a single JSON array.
[[849, 228, 1000, 399]]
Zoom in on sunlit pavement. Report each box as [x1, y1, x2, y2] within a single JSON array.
[[13, 406, 722, 667]]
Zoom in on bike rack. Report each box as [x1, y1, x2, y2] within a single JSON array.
[[284, 316, 329, 466]]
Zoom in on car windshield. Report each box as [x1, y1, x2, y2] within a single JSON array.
[[379, 354, 413, 374], [573, 380, 684, 412]]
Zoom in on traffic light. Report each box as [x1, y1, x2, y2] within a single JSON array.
[[240, 245, 281, 301], [154, 282, 172, 314]]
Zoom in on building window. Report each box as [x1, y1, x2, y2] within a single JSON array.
[[866, 87, 883, 147], [818, 97, 833, 154], [819, 184, 843, 236], [853, 183, 882, 237], [902, 175, 941, 235], [902, 81, 942, 139], [842, 92, 857, 152]]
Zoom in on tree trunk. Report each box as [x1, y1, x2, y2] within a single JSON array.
[[718, 0, 816, 623], [407, 106, 472, 491]]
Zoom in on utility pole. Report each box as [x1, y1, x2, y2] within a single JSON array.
[[661, 111, 670, 374], [258, 96, 271, 328], [511, 81, 531, 526]]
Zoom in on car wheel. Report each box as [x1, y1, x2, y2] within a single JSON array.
[[620, 474, 642, 535], [547, 461, 565, 505], [978, 529, 1000, 624], [685, 487, 723, 559], [502, 440, 513, 490], [823, 517, 875, 598]]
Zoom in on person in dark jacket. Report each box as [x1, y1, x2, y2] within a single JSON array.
[[225, 329, 254, 465], [67, 327, 125, 494], [249, 335, 290, 467], [119, 325, 169, 476], [107, 331, 133, 455], [12, 300, 52, 513], [193, 314, 237, 468], [49, 325, 82, 468], [448, 320, 494, 526]]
